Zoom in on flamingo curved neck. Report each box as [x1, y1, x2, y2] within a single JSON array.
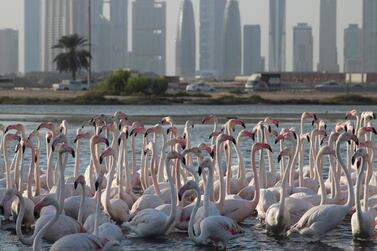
[[336, 138, 355, 208], [78, 183, 86, 225], [162, 157, 177, 234], [215, 139, 225, 213], [33, 201, 60, 251], [355, 156, 367, 228], [16, 192, 35, 245], [251, 148, 260, 206], [188, 185, 206, 244]]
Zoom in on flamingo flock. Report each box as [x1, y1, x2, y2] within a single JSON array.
[[0, 109, 377, 250]]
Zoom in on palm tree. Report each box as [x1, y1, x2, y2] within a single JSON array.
[[52, 34, 91, 80]]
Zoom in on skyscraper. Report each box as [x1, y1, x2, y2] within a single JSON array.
[[24, 0, 41, 73], [318, 0, 339, 72], [132, 0, 166, 75], [40, 0, 70, 71], [269, 0, 286, 72], [363, 0, 377, 73], [293, 23, 313, 72], [0, 29, 18, 74], [222, 0, 241, 79], [243, 25, 264, 75], [110, 0, 128, 69], [344, 24, 362, 73], [176, 0, 196, 78], [199, 0, 226, 78]]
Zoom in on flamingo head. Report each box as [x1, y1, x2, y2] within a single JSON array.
[[253, 143, 272, 153], [161, 116, 173, 125], [302, 112, 318, 122], [5, 123, 24, 134], [360, 126, 377, 135], [34, 196, 58, 218], [90, 135, 110, 147], [178, 180, 198, 201], [5, 133, 21, 144], [113, 111, 127, 121], [338, 132, 359, 146], [359, 140, 374, 149], [46, 132, 53, 144], [265, 117, 279, 128], [118, 131, 129, 145], [198, 158, 213, 176], [227, 119, 246, 132], [239, 130, 255, 141], [166, 150, 185, 165], [27, 130, 40, 141], [99, 147, 115, 164], [130, 125, 145, 137], [1, 188, 18, 206], [183, 147, 203, 159], [144, 124, 163, 137], [74, 131, 93, 143], [275, 131, 297, 144], [352, 148, 368, 165], [185, 120, 194, 128], [345, 109, 358, 119], [167, 137, 186, 150], [59, 120, 68, 133], [118, 118, 132, 131], [59, 143, 75, 158], [209, 131, 221, 139], [74, 175, 86, 190], [167, 126, 177, 135], [217, 134, 236, 145], [51, 134, 68, 152], [36, 122, 54, 132], [95, 173, 104, 192], [277, 147, 292, 163], [98, 123, 115, 135], [201, 114, 216, 124]]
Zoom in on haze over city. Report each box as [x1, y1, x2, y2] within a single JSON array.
[[0, 0, 362, 75]]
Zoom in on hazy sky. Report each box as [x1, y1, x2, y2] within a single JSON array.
[[0, 0, 362, 74]]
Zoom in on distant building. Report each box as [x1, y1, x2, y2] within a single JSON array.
[[24, 0, 41, 72], [363, 0, 377, 72], [293, 23, 313, 72], [199, 0, 226, 78], [269, 0, 286, 72], [176, 0, 196, 78], [222, 0, 241, 79], [110, 0, 128, 69], [243, 25, 264, 75], [131, 0, 166, 75], [0, 29, 18, 74], [344, 24, 362, 73], [318, 0, 339, 72], [40, 0, 110, 72]]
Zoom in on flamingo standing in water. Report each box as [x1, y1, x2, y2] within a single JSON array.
[[288, 132, 358, 240]]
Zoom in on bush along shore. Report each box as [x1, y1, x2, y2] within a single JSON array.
[[1, 70, 377, 105]]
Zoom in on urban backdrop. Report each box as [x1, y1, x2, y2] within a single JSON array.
[[0, 0, 362, 75]]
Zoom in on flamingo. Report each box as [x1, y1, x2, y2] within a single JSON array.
[[351, 148, 376, 239], [288, 132, 358, 240], [123, 151, 184, 237], [33, 196, 120, 251], [99, 147, 129, 224], [181, 179, 241, 249]]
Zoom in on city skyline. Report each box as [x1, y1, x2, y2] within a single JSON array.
[[0, 0, 362, 75]]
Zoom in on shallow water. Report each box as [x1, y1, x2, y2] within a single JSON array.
[[0, 104, 377, 250]]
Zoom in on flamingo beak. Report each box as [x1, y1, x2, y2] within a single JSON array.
[[352, 156, 356, 165], [95, 180, 100, 191], [74, 181, 78, 190], [306, 135, 310, 143], [99, 156, 104, 165], [277, 154, 282, 163]]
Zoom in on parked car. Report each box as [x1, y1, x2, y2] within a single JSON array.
[[314, 81, 342, 91], [186, 82, 215, 93], [52, 80, 88, 91]]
